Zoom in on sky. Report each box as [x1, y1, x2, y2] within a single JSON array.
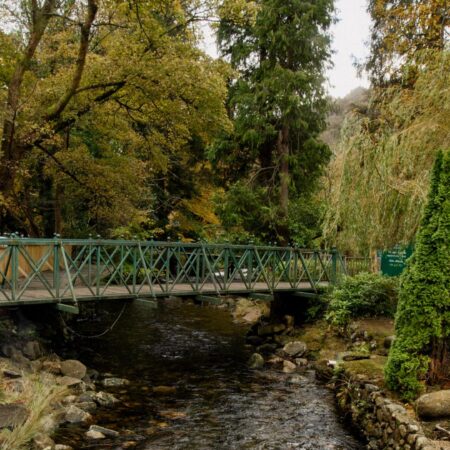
[[200, 0, 372, 99]]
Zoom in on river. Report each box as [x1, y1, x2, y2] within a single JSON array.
[[56, 299, 363, 450]]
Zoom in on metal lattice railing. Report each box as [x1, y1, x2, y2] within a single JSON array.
[[0, 237, 352, 305]]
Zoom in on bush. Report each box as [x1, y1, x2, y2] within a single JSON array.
[[326, 272, 399, 328]]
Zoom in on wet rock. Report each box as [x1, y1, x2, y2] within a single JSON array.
[[287, 375, 308, 385], [55, 445, 74, 450], [266, 356, 283, 365], [256, 343, 278, 354], [78, 391, 97, 402], [245, 335, 264, 346], [284, 315, 294, 328], [64, 405, 92, 423], [384, 335, 395, 349], [0, 403, 28, 428], [242, 309, 262, 323], [89, 424, 119, 437], [282, 341, 307, 357], [61, 359, 86, 379], [102, 377, 130, 387], [248, 353, 264, 369], [258, 323, 286, 336], [94, 391, 120, 406], [152, 385, 177, 395], [417, 390, 450, 419], [86, 429, 105, 439], [23, 340, 44, 360], [282, 360, 297, 373], [295, 358, 308, 367]]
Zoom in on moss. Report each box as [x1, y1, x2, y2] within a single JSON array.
[[341, 356, 388, 385]]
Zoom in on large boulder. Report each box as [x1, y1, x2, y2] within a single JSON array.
[[60, 360, 87, 379], [417, 390, 450, 419], [282, 341, 307, 357]]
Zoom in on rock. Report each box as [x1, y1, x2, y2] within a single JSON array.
[[76, 401, 97, 412], [416, 390, 450, 419], [266, 356, 283, 365], [287, 375, 308, 384], [295, 358, 308, 367], [282, 360, 297, 373], [282, 341, 307, 357], [85, 429, 105, 439], [55, 445, 74, 450], [78, 391, 97, 402], [258, 323, 286, 336], [341, 352, 370, 361], [58, 376, 84, 387], [23, 340, 44, 360], [0, 404, 28, 428], [39, 413, 58, 433], [2, 369, 21, 378], [94, 391, 119, 406], [384, 335, 395, 349], [242, 309, 262, 323], [32, 433, 55, 449], [152, 385, 177, 395], [60, 359, 86, 379], [64, 405, 92, 423], [89, 424, 119, 437], [256, 343, 278, 354], [284, 315, 295, 328], [245, 335, 264, 346], [247, 353, 264, 370], [102, 377, 130, 387]]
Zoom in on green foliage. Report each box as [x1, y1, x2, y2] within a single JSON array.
[[326, 273, 399, 328], [213, 0, 334, 243], [385, 150, 450, 401]]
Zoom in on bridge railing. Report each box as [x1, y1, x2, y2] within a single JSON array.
[[0, 238, 351, 304]]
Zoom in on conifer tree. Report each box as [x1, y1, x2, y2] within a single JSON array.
[[385, 150, 450, 400]]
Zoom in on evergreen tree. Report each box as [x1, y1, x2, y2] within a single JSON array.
[[385, 150, 450, 400], [213, 0, 334, 244]]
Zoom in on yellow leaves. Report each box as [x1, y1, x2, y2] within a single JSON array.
[[219, 0, 259, 26]]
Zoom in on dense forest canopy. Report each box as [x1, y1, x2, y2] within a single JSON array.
[[0, 0, 449, 254]]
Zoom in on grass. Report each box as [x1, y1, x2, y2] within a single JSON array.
[[0, 362, 67, 450]]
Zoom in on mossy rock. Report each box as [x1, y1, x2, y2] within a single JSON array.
[[341, 355, 387, 385]]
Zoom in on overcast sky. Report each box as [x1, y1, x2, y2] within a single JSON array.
[[200, 0, 372, 98]]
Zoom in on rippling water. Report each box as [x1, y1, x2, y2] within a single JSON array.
[[56, 299, 363, 450]]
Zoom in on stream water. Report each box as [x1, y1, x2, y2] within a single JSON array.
[[56, 300, 363, 450]]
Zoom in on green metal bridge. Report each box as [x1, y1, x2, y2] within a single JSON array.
[[0, 237, 366, 312]]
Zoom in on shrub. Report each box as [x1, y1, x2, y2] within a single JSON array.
[[385, 151, 450, 401], [326, 272, 399, 328]]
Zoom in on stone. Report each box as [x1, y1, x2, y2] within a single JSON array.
[[55, 445, 74, 450], [39, 414, 58, 433], [76, 401, 97, 412], [284, 315, 295, 328], [0, 404, 28, 428], [33, 433, 55, 449], [64, 405, 92, 424], [60, 359, 86, 379], [245, 335, 264, 346], [417, 390, 450, 419], [2, 369, 21, 378], [152, 385, 177, 395], [282, 360, 297, 373], [78, 391, 97, 402], [242, 309, 262, 323], [295, 358, 308, 367], [282, 341, 307, 357], [94, 391, 119, 406], [85, 430, 105, 439], [258, 323, 286, 336], [256, 343, 278, 354], [23, 340, 44, 360], [384, 335, 395, 349], [102, 377, 130, 387], [89, 424, 119, 437], [58, 376, 84, 387], [247, 353, 264, 370], [341, 352, 370, 361], [266, 356, 283, 365]]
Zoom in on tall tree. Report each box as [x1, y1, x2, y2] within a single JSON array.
[[212, 0, 333, 244], [385, 150, 450, 400], [0, 0, 230, 237]]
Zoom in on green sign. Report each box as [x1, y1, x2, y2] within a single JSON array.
[[380, 245, 414, 277]]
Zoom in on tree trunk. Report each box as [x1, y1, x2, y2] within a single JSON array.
[[429, 336, 450, 385], [277, 124, 290, 244]]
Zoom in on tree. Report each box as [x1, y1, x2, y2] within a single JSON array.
[[385, 150, 450, 401], [0, 0, 230, 237], [212, 0, 333, 244]]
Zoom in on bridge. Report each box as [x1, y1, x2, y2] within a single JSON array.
[[0, 237, 368, 313]]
